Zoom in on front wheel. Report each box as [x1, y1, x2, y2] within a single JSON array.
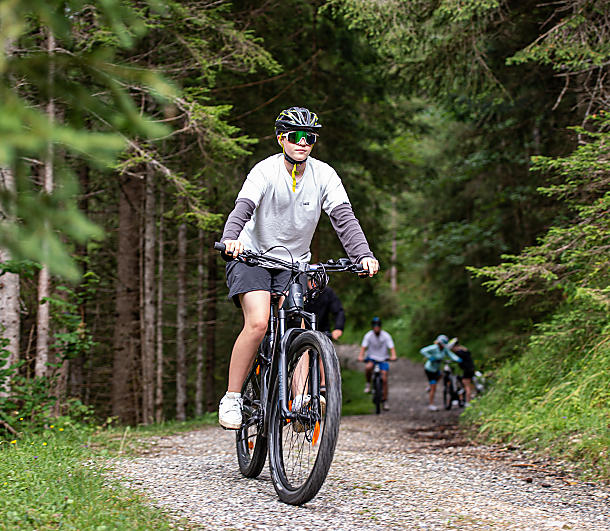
[[236, 355, 267, 478], [372, 373, 383, 414], [268, 331, 341, 505]]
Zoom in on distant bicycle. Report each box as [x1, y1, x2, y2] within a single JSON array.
[[362, 359, 393, 414], [442, 361, 465, 410], [371, 362, 384, 414]]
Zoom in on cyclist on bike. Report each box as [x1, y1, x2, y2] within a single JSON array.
[[449, 337, 475, 406], [218, 106, 379, 429], [304, 279, 345, 341], [420, 334, 462, 411], [357, 317, 397, 411]]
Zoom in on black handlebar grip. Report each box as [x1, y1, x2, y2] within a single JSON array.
[[354, 264, 365, 272], [214, 242, 226, 252]]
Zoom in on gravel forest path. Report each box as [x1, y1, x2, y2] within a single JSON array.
[[112, 345, 610, 530]]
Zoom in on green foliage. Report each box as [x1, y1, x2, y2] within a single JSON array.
[[0, 1, 176, 279], [463, 302, 610, 479], [507, 3, 610, 72], [0, 265, 100, 436], [465, 109, 609, 478], [46, 273, 100, 361], [324, 0, 510, 96], [471, 113, 610, 307], [341, 368, 374, 416]]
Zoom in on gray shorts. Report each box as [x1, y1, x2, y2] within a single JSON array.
[[225, 261, 305, 308]]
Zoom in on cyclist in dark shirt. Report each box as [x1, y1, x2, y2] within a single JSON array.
[[304, 281, 345, 340]]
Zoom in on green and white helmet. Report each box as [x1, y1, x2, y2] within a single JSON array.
[[275, 106, 322, 135]]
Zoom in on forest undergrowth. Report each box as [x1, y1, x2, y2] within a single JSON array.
[[463, 305, 609, 481]]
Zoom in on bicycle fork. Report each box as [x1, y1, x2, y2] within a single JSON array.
[[273, 308, 323, 431]]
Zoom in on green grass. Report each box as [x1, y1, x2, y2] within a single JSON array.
[[341, 368, 375, 416], [462, 307, 610, 481], [0, 415, 217, 530]]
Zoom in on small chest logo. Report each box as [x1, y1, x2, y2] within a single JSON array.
[[302, 202, 310, 206]]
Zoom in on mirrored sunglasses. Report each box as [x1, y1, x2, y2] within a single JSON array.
[[285, 130, 318, 145]]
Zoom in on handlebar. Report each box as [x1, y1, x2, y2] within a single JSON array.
[[214, 241, 364, 274]]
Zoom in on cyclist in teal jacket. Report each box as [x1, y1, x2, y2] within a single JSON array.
[[420, 334, 462, 411]]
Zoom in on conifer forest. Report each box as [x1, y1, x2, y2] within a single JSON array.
[[0, 0, 608, 473]]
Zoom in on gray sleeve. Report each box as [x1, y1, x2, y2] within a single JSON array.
[[329, 203, 375, 264], [221, 198, 255, 242]]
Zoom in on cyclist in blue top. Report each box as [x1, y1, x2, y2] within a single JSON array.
[[420, 334, 462, 411]]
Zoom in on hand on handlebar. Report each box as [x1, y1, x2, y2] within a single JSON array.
[[360, 257, 380, 277], [222, 239, 243, 258]]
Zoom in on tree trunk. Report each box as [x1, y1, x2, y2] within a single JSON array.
[[195, 229, 204, 417], [155, 189, 165, 422], [390, 196, 398, 293], [141, 167, 156, 425], [35, 29, 56, 379], [205, 233, 218, 412], [70, 164, 89, 399], [176, 220, 187, 421], [0, 167, 20, 396], [112, 175, 142, 424]]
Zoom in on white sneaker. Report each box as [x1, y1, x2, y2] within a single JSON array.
[[219, 392, 243, 430], [382, 402, 390, 411], [464, 401, 471, 408], [291, 395, 326, 433], [292, 394, 311, 411], [364, 383, 371, 393], [428, 404, 438, 411]]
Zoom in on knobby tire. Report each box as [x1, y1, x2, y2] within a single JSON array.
[[373, 374, 383, 415], [443, 378, 453, 410], [268, 331, 341, 505], [236, 354, 267, 478]]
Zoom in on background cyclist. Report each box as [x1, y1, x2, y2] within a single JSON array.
[[357, 316, 397, 411], [420, 334, 462, 411], [304, 279, 345, 341], [449, 337, 475, 407], [218, 106, 379, 429]]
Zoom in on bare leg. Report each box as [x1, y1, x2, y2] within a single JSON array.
[[428, 382, 437, 405], [292, 352, 310, 399], [364, 361, 374, 383], [381, 370, 389, 401], [227, 291, 270, 393], [463, 378, 472, 402]]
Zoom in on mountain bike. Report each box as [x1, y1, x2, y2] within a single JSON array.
[[442, 361, 465, 410], [372, 362, 383, 414], [363, 360, 391, 414], [214, 242, 363, 505]]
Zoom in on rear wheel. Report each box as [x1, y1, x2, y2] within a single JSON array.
[[236, 355, 267, 478], [268, 331, 341, 505], [443, 378, 452, 410], [457, 378, 465, 407]]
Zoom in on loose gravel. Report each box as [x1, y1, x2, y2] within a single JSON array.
[[110, 346, 610, 530]]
